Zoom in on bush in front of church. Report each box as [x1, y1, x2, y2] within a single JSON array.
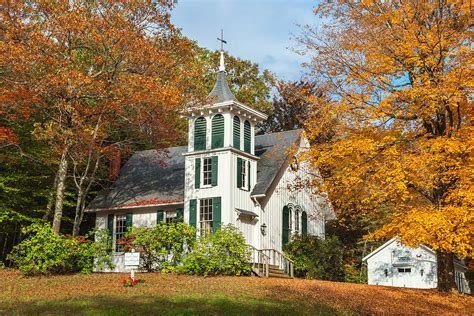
[[178, 224, 252, 276], [8, 223, 114, 275], [284, 235, 345, 281], [127, 222, 196, 272]]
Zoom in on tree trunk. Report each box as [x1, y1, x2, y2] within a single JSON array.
[[437, 250, 456, 292], [52, 147, 69, 234], [43, 171, 59, 220], [72, 189, 84, 236]]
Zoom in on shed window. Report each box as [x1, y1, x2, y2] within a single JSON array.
[[194, 117, 207, 151], [211, 114, 224, 149]]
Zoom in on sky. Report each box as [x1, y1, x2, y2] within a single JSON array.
[[171, 0, 318, 81]]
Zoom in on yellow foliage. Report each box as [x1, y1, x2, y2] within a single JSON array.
[[303, 1, 473, 256]]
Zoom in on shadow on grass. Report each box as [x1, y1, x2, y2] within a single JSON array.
[[5, 294, 339, 316]]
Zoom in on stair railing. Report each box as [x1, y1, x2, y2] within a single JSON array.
[[261, 248, 294, 278], [247, 244, 270, 277]]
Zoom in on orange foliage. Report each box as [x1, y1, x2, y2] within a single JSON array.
[[301, 1, 473, 257]]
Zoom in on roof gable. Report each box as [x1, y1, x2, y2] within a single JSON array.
[[87, 129, 303, 211]]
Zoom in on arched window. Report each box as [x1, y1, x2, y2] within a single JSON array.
[[211, 114, 224, 149], [244, 120, 251, 153], [233, 116, 240, 149], [194, 117, 206, 151]]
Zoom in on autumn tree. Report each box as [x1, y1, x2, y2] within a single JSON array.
[[0, 0, 202, 234], [300, 1, 473, 291], [192, 44, 275, 114], [261, 80, 323, 133]]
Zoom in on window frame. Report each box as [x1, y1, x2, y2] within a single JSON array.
[[241, 159, 247, 190], [202, 157, 212, 187], [397, 267, 412, 273], [199, 198, 213, 235], [114, 214, 127, 252]]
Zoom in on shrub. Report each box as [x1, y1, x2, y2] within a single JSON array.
[[284, 235, 345, 281], [178, 225, 251, 276], [128, 222, 196, 272], [8, 223, 114, 275]]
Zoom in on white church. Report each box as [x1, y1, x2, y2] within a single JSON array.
[[86, 51, 335, 276]]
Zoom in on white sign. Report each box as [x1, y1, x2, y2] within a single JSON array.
[[124, 252, 140, 266]]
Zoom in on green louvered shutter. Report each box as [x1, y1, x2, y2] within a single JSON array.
[[233, 116, 240, 149], [176, 208, 184, 222], [248, 161, 251, 189], [157, 210, 164, 224], [301, 211, 308, 236], [194, 117, 206, 151], [282, 206, 289, 247], [189, 199, 197, 228], [212, 197, 221, 233], [211, 156, 218, 186], [126, 213, 133, 232], [107, 214, 114, 236], [244, 120, 251, 153], [211, 114, 224, 149], [237, 157, 242, 188], [195, 158, 201, 188]]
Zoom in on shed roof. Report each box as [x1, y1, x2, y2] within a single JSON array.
[[86, 129, 302, 212]]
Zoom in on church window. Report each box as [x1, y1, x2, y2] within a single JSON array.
[[294, 208, 300, 234], [200, 198, 213, 235], [196, 156, 218, 188], [194, 117, 207, 151], [237, 157, 248, 190], [244, 120, 251, 153], [398, 268, 411, 273], [288, 207, 293, 235], [233, 116, 240, 149], [211, 114, 224, 149], [203, 157, 212, 186]]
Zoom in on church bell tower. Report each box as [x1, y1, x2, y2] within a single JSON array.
[[182, 34, 267, 238]]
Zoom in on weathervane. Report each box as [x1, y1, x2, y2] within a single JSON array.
[[217, 29, 227, 52], [217, 29, 227, 72]]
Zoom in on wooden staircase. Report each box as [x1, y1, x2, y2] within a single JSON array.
[[248, 246, 294, 278]]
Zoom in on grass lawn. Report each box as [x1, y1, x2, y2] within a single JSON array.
[[0, 270, 472, 315]]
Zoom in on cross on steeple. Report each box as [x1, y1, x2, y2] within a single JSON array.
[[217, 29, 227, 72], [217, 29, 227, 52]]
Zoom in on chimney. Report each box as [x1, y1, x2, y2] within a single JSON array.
[[108, 149, 121, 181]]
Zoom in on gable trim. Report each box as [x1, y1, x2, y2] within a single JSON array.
[[85, 201, 184, 213]]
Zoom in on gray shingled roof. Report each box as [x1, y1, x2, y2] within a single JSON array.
[[208, 71, 237, 103], [86, 146, 186, 211], [252, 129, 302, 196], [86, 129, 302, 211]]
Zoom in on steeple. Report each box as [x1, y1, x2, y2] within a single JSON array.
[[208, 30, 237, 103]]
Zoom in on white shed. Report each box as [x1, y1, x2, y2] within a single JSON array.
[[363, 238, 470, 294]]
